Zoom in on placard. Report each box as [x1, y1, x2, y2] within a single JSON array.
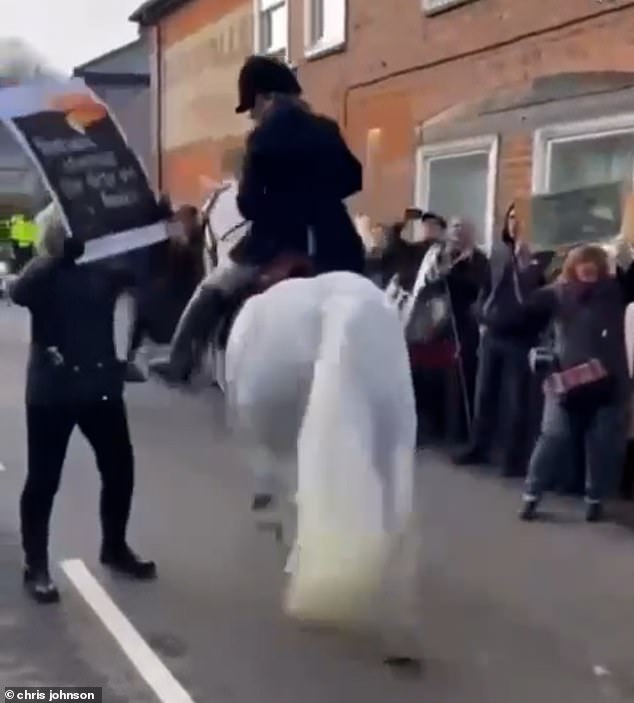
[[0, 78, 167, 262], [530, 181, 626, 252]]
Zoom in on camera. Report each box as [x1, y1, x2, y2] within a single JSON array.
[[528, 346, 557, 375]]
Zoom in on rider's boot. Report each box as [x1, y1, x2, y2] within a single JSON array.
[[124, 359, 147, 384], [149, 287, 224, 385]]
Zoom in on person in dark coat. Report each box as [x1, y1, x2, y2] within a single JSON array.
[[150, 55, 365, 384], [520, 245, 628, 522], [10, 207, 156, 604], [454, 203, 547, 474], [443, 219, 490, 442]]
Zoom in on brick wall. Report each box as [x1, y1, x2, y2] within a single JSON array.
[[290, 0, 634, 226], [497, 135, 533, 220], [153, 0, 252, 205], [150, 0, 634, 219]]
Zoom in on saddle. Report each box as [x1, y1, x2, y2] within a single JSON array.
[[216, 253, 313, 348]]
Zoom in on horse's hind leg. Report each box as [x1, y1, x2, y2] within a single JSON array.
[[248, 445, 287, 543]]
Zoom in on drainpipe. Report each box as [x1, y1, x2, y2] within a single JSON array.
[[155, 24, 164, 192]]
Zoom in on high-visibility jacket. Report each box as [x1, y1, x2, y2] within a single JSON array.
[[10, 216, 37, 248]]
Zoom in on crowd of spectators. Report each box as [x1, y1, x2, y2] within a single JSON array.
[[366, 205, 634, 522]]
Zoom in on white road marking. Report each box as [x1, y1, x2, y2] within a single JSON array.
[[60, 559, 195, 703], [0, 463, 6, 472]]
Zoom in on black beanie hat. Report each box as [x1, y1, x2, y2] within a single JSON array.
[[235, 55, 302, 114]]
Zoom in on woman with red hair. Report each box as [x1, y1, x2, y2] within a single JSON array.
[[521, 245, 628, 522]]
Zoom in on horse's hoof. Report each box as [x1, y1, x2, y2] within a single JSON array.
[[384, 656, 422, 675], [256, 520, 283, 544], [251, 494, 274, 511]]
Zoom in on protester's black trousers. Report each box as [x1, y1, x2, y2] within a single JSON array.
[[21, 399, 134, 568]]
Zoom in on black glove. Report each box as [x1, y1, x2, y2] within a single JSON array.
[[156, 193, 174, 220], [62, 237, 85, 263]]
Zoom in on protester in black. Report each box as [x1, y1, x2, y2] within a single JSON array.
[[10, 207, 156, 604], [443, 219, 490, 442]]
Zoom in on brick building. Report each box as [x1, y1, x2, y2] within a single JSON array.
[[131, 0, 253, 204], [73, 37, 152, 175], [132, 0, 634, 246]]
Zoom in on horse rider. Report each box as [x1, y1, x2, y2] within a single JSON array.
[[149, 55, 366, 385]]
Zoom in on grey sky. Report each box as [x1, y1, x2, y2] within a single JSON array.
[[3, 0, 142, 73]]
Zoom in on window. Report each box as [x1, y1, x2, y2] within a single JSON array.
[[416, 135, 498, 248], [532, 115, 634, 248], [255, 0, 288, 57], [533, 115, 634, 194], [305, 0, 346, 56], [423, 0, 473, 15]]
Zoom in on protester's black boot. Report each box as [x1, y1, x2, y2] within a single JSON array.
[[100, 544, 157, 580], [519, 498, 539, 522], [23, 564, 60, 604], [384, 656, 422, 673], [585, 502, 604, 523]]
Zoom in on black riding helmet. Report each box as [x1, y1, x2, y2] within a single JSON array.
[[235, 55, 302, 114]]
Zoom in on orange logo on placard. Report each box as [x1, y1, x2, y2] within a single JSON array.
[[49, 93, 107, 133]]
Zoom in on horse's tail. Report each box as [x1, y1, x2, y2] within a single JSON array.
[[297, 292, 384, 531], [305, 288, 417, 530], [286, 287, 418, 632]]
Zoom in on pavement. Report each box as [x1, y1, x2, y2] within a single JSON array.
[[0, 302, 634, 702]]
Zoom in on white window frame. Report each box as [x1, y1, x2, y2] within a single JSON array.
[[422, 0, 473, 15], [532, 113, 634, 195], [304, 0, 347, 59], [415, 134, 499, 249], [253, 0, 289, 59]]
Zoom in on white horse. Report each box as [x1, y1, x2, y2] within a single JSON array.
[[225, 271, 422, 661], [201, 179, 250, 273], [199, 180, 250, 390]]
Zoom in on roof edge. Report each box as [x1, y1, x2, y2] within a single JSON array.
[[72, 70, 150, 86], [73, 37, 144, 73], [129, 0, 192, 26]]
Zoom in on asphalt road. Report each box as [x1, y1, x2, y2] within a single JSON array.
[[0, 301, 633, 702]]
